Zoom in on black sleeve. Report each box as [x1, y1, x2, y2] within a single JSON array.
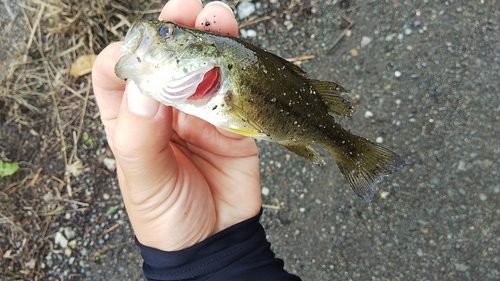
[[135, 209, 302, 281]]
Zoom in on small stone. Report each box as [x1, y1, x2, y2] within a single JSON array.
[[42, 193, 54, 202], [261, 187, 270, 196], [404, 28, 413, 35], [240, 29, 248, 38], [349, 48, 359, 56], [63, 227, 76, 240], [103, 157, 116, 171], [385, 34, 393, 41], [299, 207, 306, 213], [376, 137, 383, 143], [360, 36, 373, 47], [454, 263, 469, 271], [417, 248, 424, 257], [457, 160, 467, 171], [55, 232, 68, 248], [237, 2, 256, 20], [102, 193, 110, 200], [380, 190, 390, 199], [395, 71, 402, 77], [479, 193, 487, 201], [246, 29, 257, 38], [364, 111, 374, 118], [64, 248, 72, 257], [68, 239, 77, 249]]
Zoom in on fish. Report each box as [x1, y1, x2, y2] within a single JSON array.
[[115, 19, 405, 202]]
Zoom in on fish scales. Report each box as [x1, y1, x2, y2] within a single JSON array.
[[202, 32, 333, 143], [115, 20, 405, 202]]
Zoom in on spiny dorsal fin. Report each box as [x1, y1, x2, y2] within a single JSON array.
[[309, 80, 353, 117]]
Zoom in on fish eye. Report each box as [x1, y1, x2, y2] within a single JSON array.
[[159, 24, 175, 38]]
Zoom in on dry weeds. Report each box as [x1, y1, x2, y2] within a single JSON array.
[[0, 0, 162, 279]]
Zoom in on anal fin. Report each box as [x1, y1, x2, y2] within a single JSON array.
[[279, 143, 325, 165]]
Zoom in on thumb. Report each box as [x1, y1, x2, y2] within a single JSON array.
[[112, 80, 176, 202]]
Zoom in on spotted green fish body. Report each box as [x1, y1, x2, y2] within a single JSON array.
[[115, 20, 404, 201]]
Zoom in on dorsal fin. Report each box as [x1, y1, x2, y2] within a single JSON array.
[[309, 80, 353, 117]]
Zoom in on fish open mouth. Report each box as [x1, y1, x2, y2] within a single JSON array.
[[188, 67, 221, 100], [157, 66, 221, 105]]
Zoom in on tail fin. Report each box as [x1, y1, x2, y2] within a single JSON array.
[[328, 131, 405, 202]]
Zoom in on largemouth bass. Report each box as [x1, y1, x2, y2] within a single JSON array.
[[115, 20, 404, 202]]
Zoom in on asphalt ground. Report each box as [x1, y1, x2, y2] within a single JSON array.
[[1, 0, 499, 280]]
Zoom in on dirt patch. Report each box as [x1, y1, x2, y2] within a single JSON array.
[[0, 0, 165, 279]]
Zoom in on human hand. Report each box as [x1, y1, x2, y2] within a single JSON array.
[[92, 0, 262, 251]]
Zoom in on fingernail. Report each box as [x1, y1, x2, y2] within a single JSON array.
[[126, 80, 160, 117], [205, 1, 234, 14]]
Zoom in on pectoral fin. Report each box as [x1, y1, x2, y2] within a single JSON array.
[[279, 143, 325, 165], [225, 99, 270, 138]]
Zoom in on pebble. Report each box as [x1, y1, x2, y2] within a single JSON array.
[[457, 160, 467, 171], [478, 193, 487, 201], [55, 232, 68, 248], [364, 111, 374, 118], [102, 193, 110, 200], [237, 2, 256, 20], [63, 227, 76, 240], [360, 36, 373, 48], [261, 186, 270, 196], [376, 137, 383, 143], [395, 71, 402, 77], [380, 190, 390, 199], [103, 157, 116, 171], [246, 29, 257, 38], [299, 207, 306, 213]]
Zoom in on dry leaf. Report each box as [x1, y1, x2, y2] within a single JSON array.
[[69, 54, 97, 77], [66, 159, 84, 177], [25, 258, 36, 269]]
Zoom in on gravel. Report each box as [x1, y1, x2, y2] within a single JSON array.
[[1, 0, 498, 280]]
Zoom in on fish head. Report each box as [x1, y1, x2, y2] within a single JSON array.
[[115, 20, 223, 106]]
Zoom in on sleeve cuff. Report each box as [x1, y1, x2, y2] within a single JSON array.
[[136, 209, 301, 281]]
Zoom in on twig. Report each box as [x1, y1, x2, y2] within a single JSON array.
[[286, 55, 316, 62], [99, 223, 120, 239], [68, 83, 90, 166], [239, 15, 272, 29], [29, 168, 43, 187], [24, 2, 45, 63], [262, 204, 281, 210], [327, 16, 355, 55], [346, 0, 376, 13]]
